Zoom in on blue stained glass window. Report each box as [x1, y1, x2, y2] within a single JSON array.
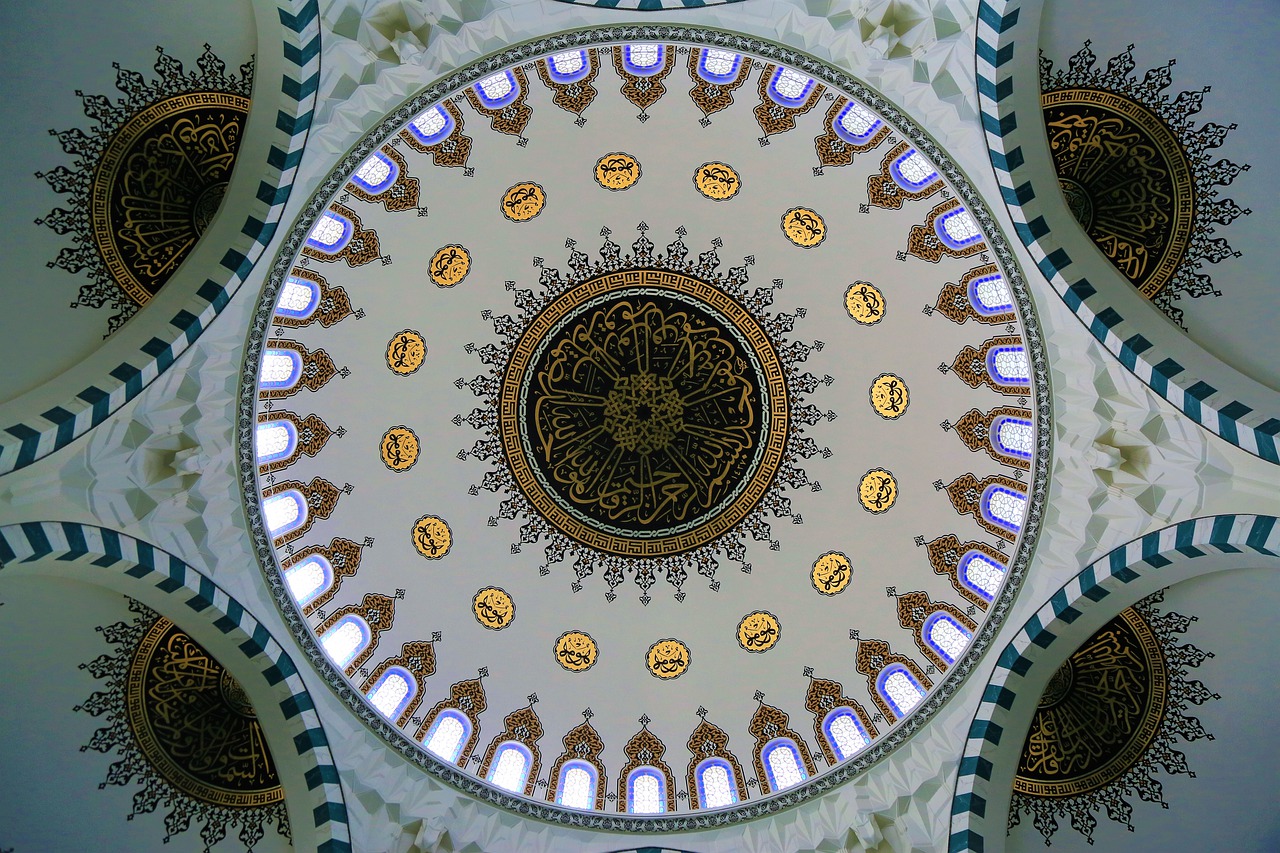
[[488, 742, 533, 792], [284, 554, 332, 607], [555, 760, 597, 809], [275, 275, 321, 320], [935, 207, 983, 250], [351, 151, 398, 195], [958, 550, 1005, 601], [766, 66, 817, 108], [987, 345, 1031, 385], [255, 420, 297, 464], [981, 485, 1027, 534], [423, 709, 470, 763], [923, 612, 972, 665], [822, 708, 871, 761], [877, 664, 926, 717], [260, 348, 302, 390], [696, 49, 743, 85], [992, 415, 1034, 460], [626, 767, 667, 814], [889, 148, 939, 190], [262, 489, 307, 536], [622, 44, 665, 77], [407, 105, 455, 146], [319, 615, 370, 668], [968, 272, 1013, 315], [761, 738, 807, 791], [695, 757, 739, 808], [545, 50, 592, 84], [367, 666, 416, 719], [306, 210, 353, 254], [472, 71, 520, 110], [833, 100, 883, 145]]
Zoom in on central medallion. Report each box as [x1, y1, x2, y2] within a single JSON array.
[[501, 272, 787, 556]]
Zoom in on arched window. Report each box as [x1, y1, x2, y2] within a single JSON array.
[[275, 275, 320, 320], [890, 149, 938, 190], [255, 420, 297, 465], [555, 760, 597, 810], [626, 767, 666, 814], [992, 415, 1034, 461], [969, 272, 1013, 315], [622, 44, 664, 77], [695, 758, 738, 809], [833, 100, 882, 145], [923, 613, 973, 665], [487, 742, 532, 793], [284, 555, 332, 606], [987, 345, 1030, 385], [936, 207, 982, 250], [407, 105, 454, 146], [473, 71, 519, 109], [259, 348, 302, 390], [545, 50, 591, 84], [319, 615, 370, 668], [958, 550, 1005, 602], [822, 708, 871, 761], [306, 210, 353, 254], [262, 489, 307, 537], [982, 485, 1027, 534], [367, 667, 416, 720], [761, 738, 808, 791], [767, 66, 816, 108], [696, 49, 742, 84], [877, 665, 927, 718], [423, 710, 470, 764], [351, 151, 397, 195]]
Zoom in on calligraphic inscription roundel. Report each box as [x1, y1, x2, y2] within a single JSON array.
[[737, 610, 781, 653], [844, 281, 886, 325], [472, 586, 516, 630], [501, 181, 547, 222], [380, 426, 421, 472], [646, 638, 691, 679], [693, 161, 742, 201], [385, 329, 427, 375], [411, 514, 453, 559], [595, 153, 642, 191], [554, 630, 599, 672], [499, 269, 789, 557], [126, 618, 284, 807], [869, 373, 910, 420], [858, 468, 898, 513], [811, 551, 852, 596], [428, 245, 471, 288], [1014, 608, 1167, 797], [781, 206, 826, 248]]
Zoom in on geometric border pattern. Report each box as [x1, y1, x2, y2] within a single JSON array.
[[240, 23, 1052, 831], [975, 0, 1280, 464], [0, 521, 351, 853], [0, 0, 321, 477], [949, 513, 1279, 852]]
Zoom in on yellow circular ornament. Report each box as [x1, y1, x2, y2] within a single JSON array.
[[844, 281, 886, 325], [737, 611, 781, 653], [811, 551, 852, 596], [501, 181, 547, 222], [869, 373, 910, 420], [693, 161, 742, 201], [428, 245, 470, 287], [472, 587, 516, 630], [380, 426, 420, 472], [858, 468, 898, 514], [594, 153, 642, 191], [781, 206, 826, 247], [411, 514, 453, 559], [553, 631, 599, 672], [646, 638, 691, 679], [385, 329, 427, 375]]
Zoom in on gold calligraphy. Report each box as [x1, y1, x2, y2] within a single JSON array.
[[428, 244, 471, 287], [554, 630, 599, 672], [781, 206, 826, 248], [411, 515, 453, 559], [472, 587, 516, 630], [385, 329, 427, 375], [844, 281, 885, 325], [692, 161, 742, 201], [380, 426, 420, 472], [868, 374, 910, 420], [737, 611, 781, 653], [810, 551, 852, 596], [646, 638, 691, 679], [594, 152, 642, 191], [500, 181, 547, 222], [858, 468, 898, 514]]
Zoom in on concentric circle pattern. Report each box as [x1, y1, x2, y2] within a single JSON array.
[[241, 30, 1048, 829]]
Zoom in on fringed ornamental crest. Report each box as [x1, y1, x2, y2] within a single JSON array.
[[76, 600, 288, 851], [37, 45, 253, 335], [1009, 590, 1219, 845], [1040, 43, 1250, 328]]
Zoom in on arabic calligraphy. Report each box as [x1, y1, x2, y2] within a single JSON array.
[[411, 514, 453, 559], [737, 610, 781, 653], [868, 374, 910, 420], [810, 551, 852, 596], [428, 244, 471, 287], [781, 206, 826, 248], [379, 425, 420, 472], [646, 638, 691, 679], [844, 281, 885, 325], [857, 468, 898, 514], [385, 329, 427, 375], [472, 587, 516, 630], [594, 152, 642, 191], [500, 181, 547, 222], [554, 630, 599, 672], [693, 161, 742, 201]]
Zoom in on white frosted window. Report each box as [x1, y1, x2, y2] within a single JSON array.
[[320, 618, 367, 668], [260, 351, 299, 386], [478, 72, 514, 101], [702, 49, 739, 76], [699, 763, 736, 808], [926, 615, 972, 665], [973, 274, 1013, 311], [628, 44, 661, 69], [488, 744, 531, 792], [262, 491, 304, 534], [425, 713, 467, 763], [354, 153, 393, 189], [549, 50, 585, 75], [942, 210, 981, 244], [368, 672, 412, 719], [276, 277, 318, 315], [992, 348, 1030, 381], [411, 107, 448, 139], [629, 770, 665, 814], [764, 741, 806, 791], [840, 101, 878, 136], [284, 557, 328, 605], [882, 669, 925, 717], [896, 150, 937, 186], [996, 418, 1034, 457], [962, 553, 1005, 600], [986, 488, 1026, 530], [255, 423, 293, 462], [557, 764, 595, 809], [308, 212, 347, 248], [826, 712, 870, 760], [772, 67, 813, 101]]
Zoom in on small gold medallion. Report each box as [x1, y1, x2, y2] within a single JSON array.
[[869, 373, 910, 420], [594, 153, 642, 191], [781, 206, 826, 247], [693, 161, 742, 201], [646, 638, 691, 679], [472, 587, 515, 630], [427, 245, 470, 287], [554, 630, 599, 672], [811, 551, 852, 596], [500, 181, 547, 222], [737, 611, 781, 653], [858, 468, 898, 514], [844, 281, 886, 325], [385, 329, 427, 376], [379, 426, 420, 472], [411, 514, 453, 559]]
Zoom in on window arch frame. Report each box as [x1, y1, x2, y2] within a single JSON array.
[[876, 663, 928, 719], [365, 665, 417, 721], [693, 756, 740, 809], [486, 740, 534, 793], [554, 759, 599, 810], [760, 737, 809, 793], [254, 419, 298, 466], [262, 488, 308, 538], [922, 611, 974, 666], [259, 348, 303, 390], [283, 553, 333, 608], [421, 708, 472, 765], [318, 614, 370, 669], [625, 765, 668, 814], [406, 104, 455, 147], [959, 549, 1006, 602], [274, 275, 321, 320], [305, 210, 354, 254], [766, 66, 817, 108], [349, 150, 398, 195], [621, 43, 666, 77], [821, 707, 872, 762]]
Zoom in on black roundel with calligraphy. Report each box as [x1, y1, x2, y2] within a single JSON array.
[[501, 269, 789, 557]]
